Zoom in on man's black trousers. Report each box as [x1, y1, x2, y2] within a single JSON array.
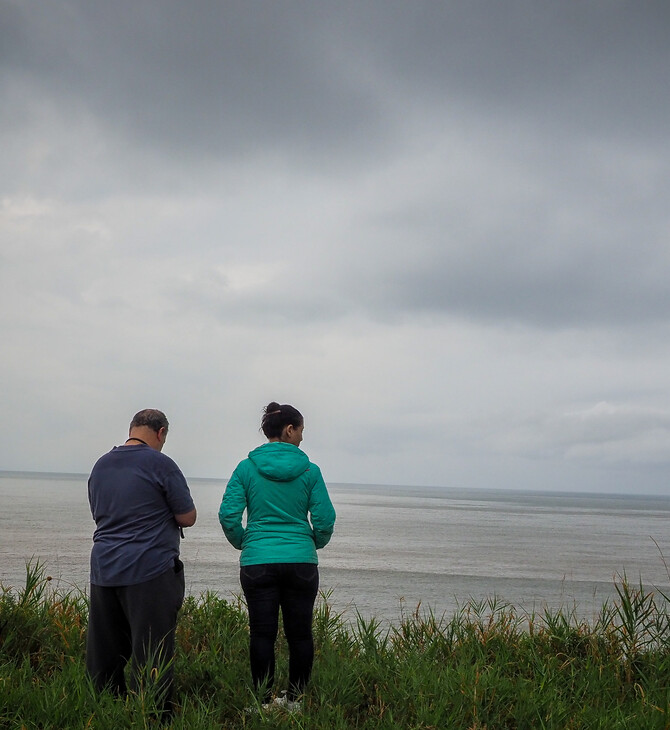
[[86, 559, 185, 708]]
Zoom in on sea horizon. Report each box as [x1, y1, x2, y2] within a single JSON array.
[[2, 468, 669, 501], [2, 470, 669, 622]]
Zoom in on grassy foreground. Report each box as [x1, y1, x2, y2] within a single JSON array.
[[2, 563, 670, 729]]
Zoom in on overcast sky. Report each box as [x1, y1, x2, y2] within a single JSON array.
[[2, 1, 670, 494]]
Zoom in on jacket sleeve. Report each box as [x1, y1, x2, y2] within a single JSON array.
[[308, 465, 336, 549], [218, 465, 247, 550]]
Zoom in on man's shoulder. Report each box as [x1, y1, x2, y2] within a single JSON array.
[[91, 446, 183, 475], [90, 446, 120, 471], [139, 448, 185, 475]]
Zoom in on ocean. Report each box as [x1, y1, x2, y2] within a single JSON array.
[[2, 471, 669, 623]]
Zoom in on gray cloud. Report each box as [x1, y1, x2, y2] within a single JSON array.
[[1, 0, 390, 181], [492, 401, 670, 468], [345, 199, 670, 328], [5, 1, 669, 184], [2, 1, 670, 493]]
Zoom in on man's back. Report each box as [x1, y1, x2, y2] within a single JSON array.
[[88, 443, 194, 586]]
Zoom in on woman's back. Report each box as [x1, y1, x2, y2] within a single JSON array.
[[219, 442, 335, 566], [218, 400, 336, 706]]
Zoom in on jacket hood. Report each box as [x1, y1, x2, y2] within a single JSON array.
[[248, 442, 310, 482]]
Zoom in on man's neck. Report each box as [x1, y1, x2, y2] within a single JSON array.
[[125, 427, 162, 451]]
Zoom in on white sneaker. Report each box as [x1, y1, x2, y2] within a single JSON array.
[[244, 701, 274, 714], [273, 692, 302, 713]]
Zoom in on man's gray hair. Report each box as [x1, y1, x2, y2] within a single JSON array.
[[129, 409, 169, 434]]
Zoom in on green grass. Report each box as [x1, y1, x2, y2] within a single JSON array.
[[2, 561, 670, 728]]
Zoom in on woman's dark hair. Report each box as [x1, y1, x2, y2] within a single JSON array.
[[261, 402, 303, 439]]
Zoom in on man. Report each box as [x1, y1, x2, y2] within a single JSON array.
[[86, 408, 196, 713]]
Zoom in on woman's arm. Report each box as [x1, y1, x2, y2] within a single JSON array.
[[308, 466, 336, 549], [218, 466, 247, 549]]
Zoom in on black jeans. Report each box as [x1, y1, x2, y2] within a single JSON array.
[[240, 562, 319, 701], [86, 560, 185, 711]]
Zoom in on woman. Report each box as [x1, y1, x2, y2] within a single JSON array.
[[219, 402, 336, 710]]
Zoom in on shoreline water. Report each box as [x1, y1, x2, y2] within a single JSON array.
[[2, 471, 669, 622]]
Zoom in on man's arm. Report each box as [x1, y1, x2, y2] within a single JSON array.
[[175, 508, 197, 527]]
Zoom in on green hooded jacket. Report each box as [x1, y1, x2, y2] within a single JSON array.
[[218, 442, 336, 566]]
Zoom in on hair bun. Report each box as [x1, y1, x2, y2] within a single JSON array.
[[260, 402, 303, 439]]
